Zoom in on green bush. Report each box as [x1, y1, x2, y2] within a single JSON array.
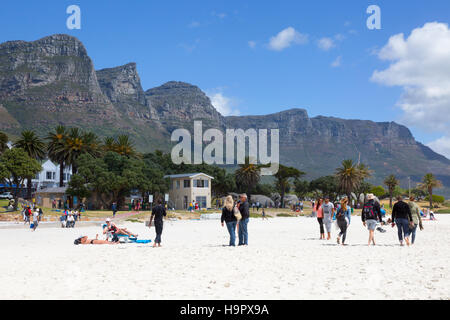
[[425, 195, 445, 204], [370, 186, 385, 198]]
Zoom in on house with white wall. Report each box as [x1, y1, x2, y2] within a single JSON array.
[[164, 173, 214, 210], [32, 160, 73, 190]]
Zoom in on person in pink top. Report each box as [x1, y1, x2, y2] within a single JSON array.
[[315, 198, 325, 239]]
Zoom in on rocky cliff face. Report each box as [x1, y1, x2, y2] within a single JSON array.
[[0, 34, 120, 130], [97, 63, 158, 120], [145, 81, 225, 125], [0, 34, 449, 195]]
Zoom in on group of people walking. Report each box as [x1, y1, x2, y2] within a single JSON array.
[[313, 193, 425, 246]]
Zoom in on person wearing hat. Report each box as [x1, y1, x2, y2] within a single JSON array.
[[103, 218, 138, 239], [362, 194, 382, 246]]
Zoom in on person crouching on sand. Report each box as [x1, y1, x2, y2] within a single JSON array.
[[221, 195, 238, 246], [362, 194, 382, 246], [336, 197, 351, 245], [103, 218, 138, 239], [74, 235, 118, 245]]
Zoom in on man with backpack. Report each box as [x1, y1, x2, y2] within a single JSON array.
[[362, 194, 382, 246]]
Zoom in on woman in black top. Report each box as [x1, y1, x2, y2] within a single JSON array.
[[221, 195, 238, 246]]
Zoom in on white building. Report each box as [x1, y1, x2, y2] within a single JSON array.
[[32, 160, 73, 190], [164, 173, 214, 210]]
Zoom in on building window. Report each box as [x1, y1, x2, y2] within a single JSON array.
[[194, 179, 208, 188], [196, 196, 207, 209], [184, 180, 190, 188], [46, 172, 53, 180], [176, 180, 180, 189]]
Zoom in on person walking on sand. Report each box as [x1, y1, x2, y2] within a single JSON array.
[[391, 196, 413, 246], [336, 197, 351, 245], [262, 208, 267, 220], [408, 196, 423, 245], [149, 200, 166, 247], [221, 195, 238, 246], [322, 197, 334, 240], [315, 198, 325, 239], [112, 202, 117, 218], [32, 209, 39, 231], [237, 194, 250, 246], [362, 194, 382, 246]]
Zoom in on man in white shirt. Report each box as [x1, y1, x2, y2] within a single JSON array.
[[322, 197, 335, 240], [32, 210, 39, 231]]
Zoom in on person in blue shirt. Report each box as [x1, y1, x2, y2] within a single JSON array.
[[336, 197, 351, 245]]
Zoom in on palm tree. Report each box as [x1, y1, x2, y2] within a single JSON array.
[[115, 135, 136, 157], [418, 173, 443, 209], [384, 174, 399, 209], [47, 125, 67, 187], [274, 165, 304, 208], [0, 131, 8, 154], [103, 136, 116, 153], [63, 128, 101, 174], [235, 157, 261, 200], [335, 159, 363, 205], [13, 130, 46, 199]]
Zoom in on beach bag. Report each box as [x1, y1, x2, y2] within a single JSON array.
[[233, 205, 242, 221], [362, 203, 376, 220]]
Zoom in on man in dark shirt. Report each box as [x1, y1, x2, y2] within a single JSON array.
[[391, 196, 413, 246], [238, 194, 250, 246], [149, 200, 167, 247]]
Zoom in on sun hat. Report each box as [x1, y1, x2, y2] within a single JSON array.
[[106, 218, 111, 222], [367, 193, 375, 200]]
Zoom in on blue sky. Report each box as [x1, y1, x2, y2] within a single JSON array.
[[1, 0, 450, 154]]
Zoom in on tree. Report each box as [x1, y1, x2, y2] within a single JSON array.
[[0, 148, 41, 210], [0, 131, 9, 154], [13, 130, 46, 199], [47, 125, 68, 187], [335, 159, 364, 204], [234, 158, 261, 200], [384, 174, 399, 209], [418, 173, 443, 209], [309, 176, 339, 200], [294, 180, 310, 200], [274, 165, 304, 207], [63, 128, 101, 174], [370, 185, 386, 198]]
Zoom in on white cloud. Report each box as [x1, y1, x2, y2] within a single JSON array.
[[248, 41, 256, 48], [188, 21, 200, 28], [371, 22, 450, 134], [317, 37, 335, 51], [207, 91, 241, 116], [331, 56, 342, 67], [428, 136, 450, 159], [268, 27, 308, 51]]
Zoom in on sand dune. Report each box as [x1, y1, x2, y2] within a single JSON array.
[[0, 216, 449, 300]]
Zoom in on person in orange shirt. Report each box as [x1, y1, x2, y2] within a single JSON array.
[[315, 198, 325, 239]]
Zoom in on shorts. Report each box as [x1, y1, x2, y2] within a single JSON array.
[[366, 219, 377, 230]]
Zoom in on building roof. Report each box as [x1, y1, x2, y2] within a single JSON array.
[[35, 187, 67, 194], [164, 172, 214, 180]]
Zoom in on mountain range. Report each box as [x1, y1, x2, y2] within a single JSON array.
[[1, 34, 449, 196]]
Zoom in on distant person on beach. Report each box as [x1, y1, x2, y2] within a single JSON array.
[[74, 235, 118, 245], [322, 197, 334, 240], [408, 196, 423, 245], [336, 197, 351, 245], [391, 196, 413, 246], [237, 193, 250, 246], [31, 209, 39, 231], [315, 198, 324, 239], [262, 208, 267, 220], [38, 208, 43, 221], [362, 194, 382, 246], [221, 195, 238, 246], [149, 200, 166, 247], [112, 202, 117, 218]]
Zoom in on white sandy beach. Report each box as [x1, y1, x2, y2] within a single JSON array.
[[0, 216, 449, 300]]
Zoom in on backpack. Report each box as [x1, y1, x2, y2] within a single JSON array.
[[233, 205, 242, 221], [363, 202, 377, 220]]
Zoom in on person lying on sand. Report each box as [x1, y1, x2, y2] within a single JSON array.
[[103, 218, 138, 238], [74, 235, 118, 245]]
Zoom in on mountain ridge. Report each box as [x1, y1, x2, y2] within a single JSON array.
[[0, 34, 449, 196]]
